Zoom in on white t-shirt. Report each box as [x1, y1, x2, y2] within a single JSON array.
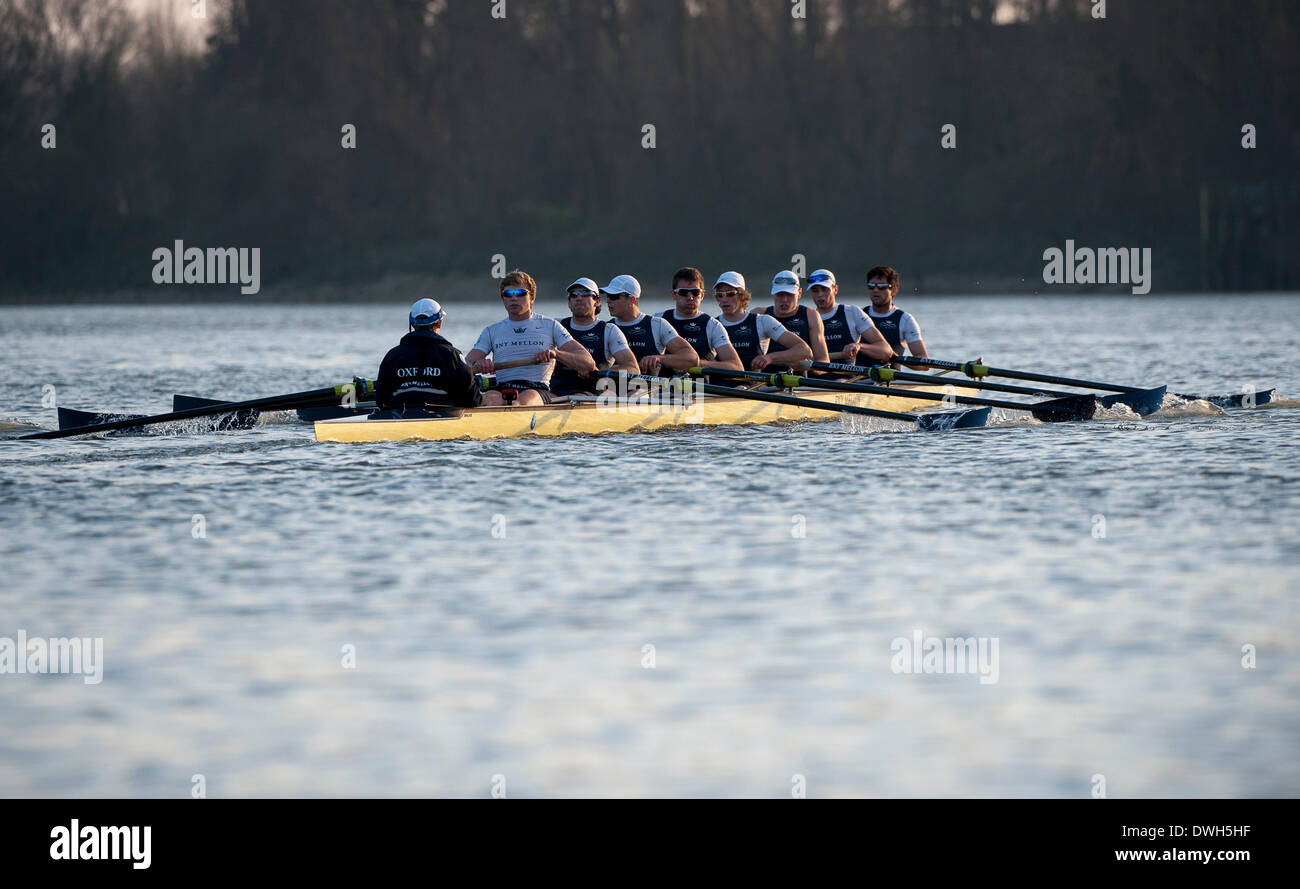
[[664, 310, 732, 354], [867, 307, 922, 345], [566, 319, 632, 367], [722, 312, 790, 349], [821, 304, 877, 342], [471, 312, 574, 384], [614, 313, 685, 354]]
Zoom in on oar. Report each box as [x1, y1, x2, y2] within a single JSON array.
[[891, 355, 1167, 415], [894, 355, 1136, 390], [900, 356, 1273, 408], [1177, 388, 1275, 409], [806, 361, 1086, 399], [478, 357, 553, 372], [693, 367, 1096, 423], [597, 371, 988, 431], [54, 396, 260, 431], [472, 356, 562, 389], [20, 381, 375, 440]]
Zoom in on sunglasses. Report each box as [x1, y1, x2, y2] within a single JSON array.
[[501, 288, 529, 298], [808, 274, 834, 285], [568, 289, 597, 298], [866, 282, 891, 290], [714, 288, 741, 298], [673, 287, 703, 297], [602, 291, 628, 300]]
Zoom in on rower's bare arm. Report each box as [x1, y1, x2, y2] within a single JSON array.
[[807, 310, 830, 363], [698, 344, 744, 372], [464, 348, 493, 374], [611, 348, 639, 374], [858, 325, 896, 362], [907, 338, 929, 359], [556, 340, 597, 373], [659, 337, 701, 371], [762, 331, 813, 368]]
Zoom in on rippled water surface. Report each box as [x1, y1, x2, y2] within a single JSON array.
[[1, 293, 1297, 797]]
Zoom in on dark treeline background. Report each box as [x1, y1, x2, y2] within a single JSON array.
[[2, 0, 1297, 299]]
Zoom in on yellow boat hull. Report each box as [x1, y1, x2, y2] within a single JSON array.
[[313, 384, 957, 442]]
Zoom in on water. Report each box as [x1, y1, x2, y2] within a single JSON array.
[[1, 293, 1297, 797]]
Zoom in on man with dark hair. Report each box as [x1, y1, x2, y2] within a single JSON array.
[[465, 269, 596, 405], [659, 267, 742, 371], [865, 265, 928, 360], [376, 298, 482, 412]]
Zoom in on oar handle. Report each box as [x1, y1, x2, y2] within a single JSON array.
[[492, 357, 543, 370]]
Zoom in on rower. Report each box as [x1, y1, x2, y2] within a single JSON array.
[[376, 298, 482, 412], [713, 274, 812, 371], [550, 277, 639, 397], [604, 274, 700, 374], [659, 268, 742, 372], [756, 269, 830, 363], [864, 265, 929, 361], [464, 270, 596, 405], [806, 268, 894, 366]]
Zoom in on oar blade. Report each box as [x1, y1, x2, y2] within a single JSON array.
[[1096, 385, 1166, 416], [1175, 388, 1274, 409], [57, 407, 145, 432], [1029, 393, 1097, 423], [914, 406, 990, 431], [172, 395, 260, 430]]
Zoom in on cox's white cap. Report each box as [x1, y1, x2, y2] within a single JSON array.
[[409, 298, 444, 327], [771, 270, 800, 294], [600, 274, 641, 299], [714, 271, 746, 290], [566, 277, 599, 294], [807, 269, 837, 290]]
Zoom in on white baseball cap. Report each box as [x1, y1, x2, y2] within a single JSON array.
[[566, 277, 599, 294], [601, 274, 642, 299], [408, 298, 444, 327], [807, 269, 837, 289], [771, 270, 800, 294], [714, 271, 746, 290]]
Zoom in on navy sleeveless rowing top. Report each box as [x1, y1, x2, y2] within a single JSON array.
[[552, 317, 608, 393], [820, 304, 867, 366], [765, 305, 810, 344], [660, 310, 715, 361], [617, 314, 658, 361], [723, 313, 764, 369], [869, 307, 906, 353]]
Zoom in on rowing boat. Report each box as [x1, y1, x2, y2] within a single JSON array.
[[314, 382, 970, 442]]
